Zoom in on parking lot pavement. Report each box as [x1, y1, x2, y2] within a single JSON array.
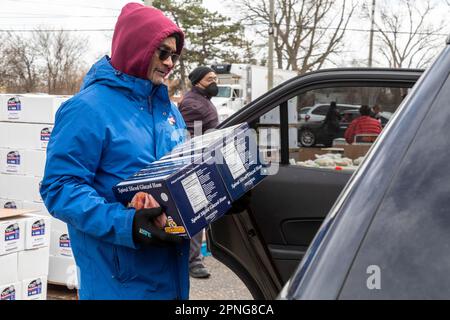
[[47, 256, 252, 300], [189, 256, 253, 300]]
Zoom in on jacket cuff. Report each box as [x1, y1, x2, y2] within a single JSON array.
[[116, 207, 139, 250]]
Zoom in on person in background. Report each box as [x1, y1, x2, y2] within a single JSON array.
[[40, 3, 190, 299], [178, 66, 219, 279], [371, 104, 382, 121], [322, 101, 341, 147], [344, 104, 382, 144]]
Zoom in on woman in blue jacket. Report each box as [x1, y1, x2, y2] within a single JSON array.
[[40, 3, 190, 299]]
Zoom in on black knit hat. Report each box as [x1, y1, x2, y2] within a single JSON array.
[[188, 66, 214, 85]]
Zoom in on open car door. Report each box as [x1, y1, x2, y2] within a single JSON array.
[[207, 68, 422, 299]]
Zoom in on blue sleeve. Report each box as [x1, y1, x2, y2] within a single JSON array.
[[40, 97, 137, 249]]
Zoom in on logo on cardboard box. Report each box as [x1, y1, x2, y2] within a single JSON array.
[[6, 150, 20, 165], [164, 216, 186, 234], [5, 223, 20, 241], [31, 219, 45, 236], [40, 127, 51, 142], [1, 285, 16, 300], [3, 201, 17, 209], [27, 279, 42, 297], [59, 234, 72, 256], [7, 97, 21, 111]]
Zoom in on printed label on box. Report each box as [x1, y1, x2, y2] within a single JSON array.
[[3, 201, 17, 209], [27, 279, 42, 297], [7, 97, 21, 119], [6, 150, 21, 173], [59, 234, 72, 256], [5, 223, 20, 242], [1, 285, 17, 300], [181, 172, 209, 214], [221, 143, 246, 180], [40, 127, 52, 149], [31, 219, 45, 236]]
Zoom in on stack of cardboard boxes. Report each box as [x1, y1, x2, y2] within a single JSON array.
[[0, 94, 78, 297], [0, 209, 51, 300]]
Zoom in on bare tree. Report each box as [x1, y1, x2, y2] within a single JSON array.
[[372, 0, 443, 69], [34, 28, 88, 94], [238, 0, 356, 74], [0, 29, 88, 94], [0, 32, 40, 92]]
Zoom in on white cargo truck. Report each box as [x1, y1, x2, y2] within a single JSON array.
[[210, 64, 297, 122]]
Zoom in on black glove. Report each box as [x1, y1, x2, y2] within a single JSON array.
[[227, 191, 252, 215], [132, 207, 183, 246]]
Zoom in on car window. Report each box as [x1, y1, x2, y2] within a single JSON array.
[[286, 86, 411, 171], [311, 105, 328, 115], [299, 108, 310, 114]]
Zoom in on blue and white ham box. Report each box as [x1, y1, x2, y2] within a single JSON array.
[[113, 154, 232, 239], [162, 122, 269, 201]]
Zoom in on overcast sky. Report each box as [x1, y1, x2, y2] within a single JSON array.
[[1, 0, 449, 68]]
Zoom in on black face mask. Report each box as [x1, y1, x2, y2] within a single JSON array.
[[204, 83, 218, 97]]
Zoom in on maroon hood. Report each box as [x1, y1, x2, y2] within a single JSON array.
[[111, 3, 184, 79]]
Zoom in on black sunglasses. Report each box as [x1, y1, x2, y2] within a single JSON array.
[[157, 47, 180, 64]]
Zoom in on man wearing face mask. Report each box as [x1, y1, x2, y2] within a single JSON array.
[[178, 66, 219, 278]]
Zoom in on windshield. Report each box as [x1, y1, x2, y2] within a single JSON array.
[[216, 86, 232, 98]]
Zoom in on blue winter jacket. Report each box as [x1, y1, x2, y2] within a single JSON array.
[[40, 56, 190, 299]]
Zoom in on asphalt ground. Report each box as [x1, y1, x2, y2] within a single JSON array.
[[47, 255, 253, 300]]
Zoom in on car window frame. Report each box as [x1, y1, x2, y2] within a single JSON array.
[[218, 71, 422, 166]]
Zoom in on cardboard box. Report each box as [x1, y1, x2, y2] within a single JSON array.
[[114, 123, 269, 238], [0, 252, 18, 285], [343, 144, 371, 159], [0, 174, 42, 203], [0, 122, 54, 150], [23, 201, 67, 232], [22, 276, 47, 300], [0, 94, 70, 124], [113, 155, 232, 239], [18, 246, 49, 280], [50, 230, 73, 258], [0, 149, 46, 176], [162, 123, 269, 201], [48, 255, 79, 289], [15, 214, 51, 250], [0, 218, 25, 255], [0, 199, 23, 209], [0, 282, 22, 300]]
